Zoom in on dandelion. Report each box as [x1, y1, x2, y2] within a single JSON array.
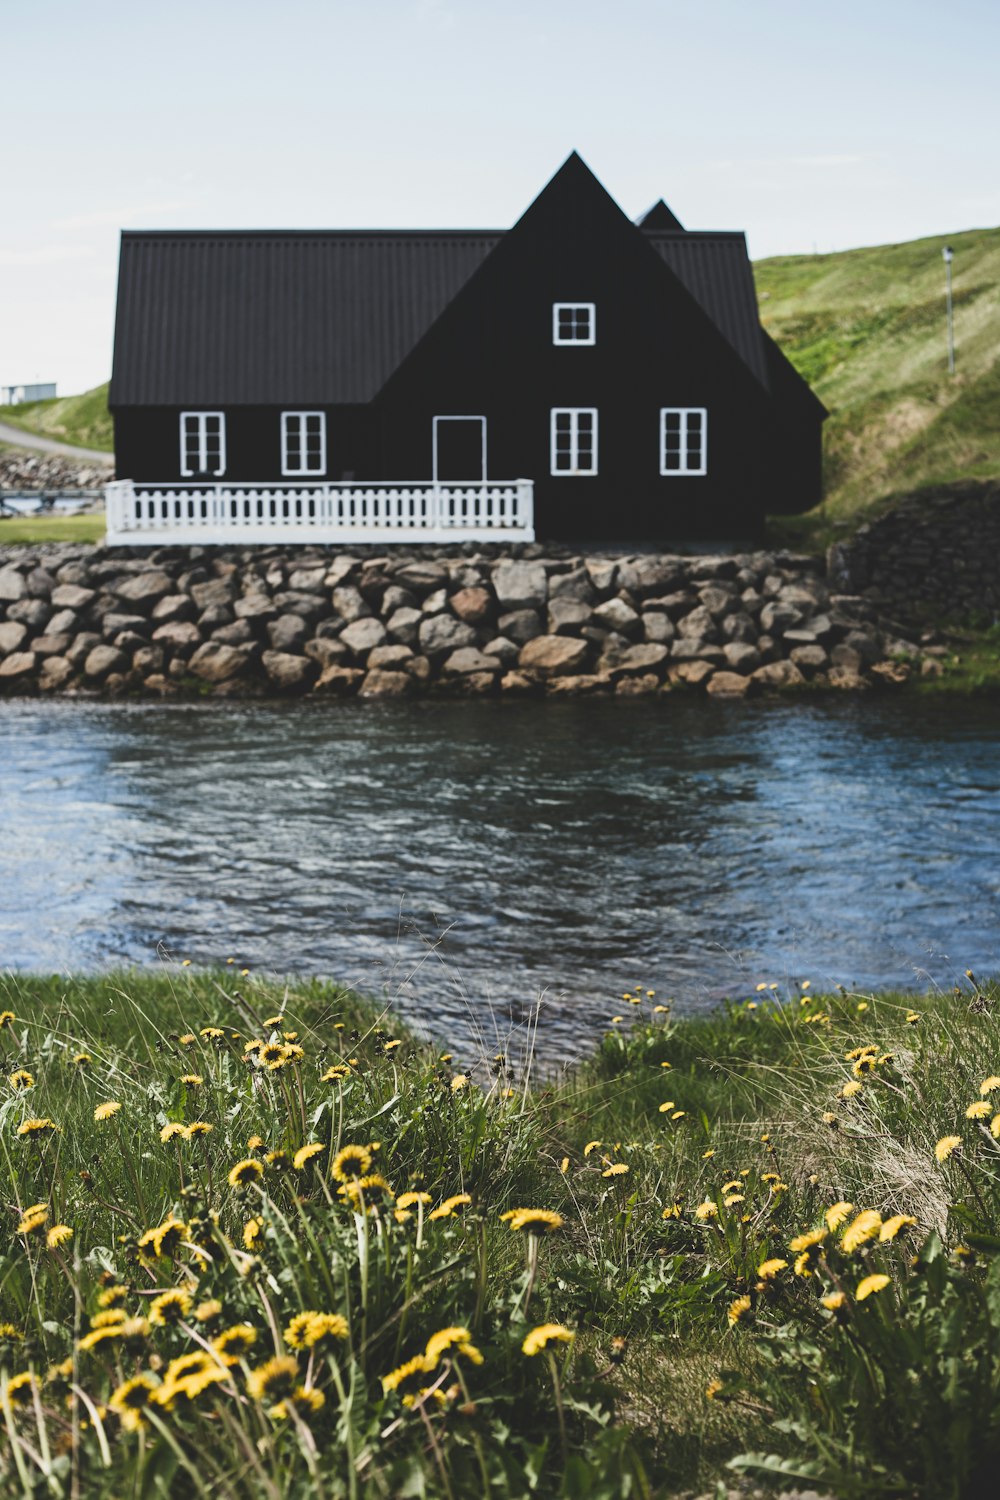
[[4, 1372, 37, 1407], [705, 1377, 724, 1399], [694, 1200, 719, 1221], [906, 1012, 919, 1024], [935, 1135, 962, 1163], [559, 1156, 570, 1174], [243, 1218, 263, 1250], [285, 1312, 348, 1350], [856, 1273, 891, 1301], [728, 1295, 752, 1326], [880, 1214, 917, 1242], [195, 1299, 223, 1324], [73, 1053, 92, 1064], [702, 1148, 716, 1159], [992, 1114, 1000, 1139], [200, 1027, 223, 1039], [825, 1201, 854, 1231], [273, 1385, 325, 1419], [293, 1142, 324, 1171], [522, 1324, 574, 1356], [0, 1012, 15, 1029], [179, 1074, 203, 1086], [160, 1122, 186, 1143], [185, 1121, 213, 1139], [502, 1208, 564, 1233], [98, 1285, 129, 1309], [213, 1324, 258, 1362], [980, 1076, 1000, 1095], [247, 1134, 263, 1150], [790, 1227, 827, 1254], [331, 1144, 372, 1182], [46, 1224, 73, 1249], [428, 1193, 472, 1220], [109, 1374, 160, 1430], [757, 1258, 788, 1280], [841, 1081, 863, 1099], [382, 1354, 430, 1396], [16, 1117, 58, 1138], [723, 1193, 745, 1207], [322, 1064, 352, 1082], [966, 1101, 991, 1119], [228, 1158, 265, 1188], [662, 1203, 682, 1220], [425, 1326, 483, 1367], [450, 1074, 469, 1092], [150, 1289, 193, 1327], [94, 1101, 121, 1122], [17, 1209, 48, 1235], [583, 1140, 602, 1156], [247, 1356, 300, 1403], [91, 1308, 127, 1329], [657, 1101, 675, 1113], [841, 1210, 883, 1253], [602, 1163, 629, 1178], [138, 1216, 187, 1258], [396, 1191, 433, 1209], [260, 1043, 290, 1069], [179, 1034, 196, 1046], [78, 1326, 125, 1352], [8, 1070, 34, 1091], [263, 1015, 285, 1028], [821, 1290, 847, 1311]]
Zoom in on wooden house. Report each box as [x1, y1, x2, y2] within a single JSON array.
[[106, 153, 826, 547]]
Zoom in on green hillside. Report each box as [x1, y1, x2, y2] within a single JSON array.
[[756, 224, 1000, 530], [0, 383, 113, 452]]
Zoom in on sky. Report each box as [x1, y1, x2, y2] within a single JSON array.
[[2, 0, 998, 396]]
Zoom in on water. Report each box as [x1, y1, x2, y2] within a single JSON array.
[[1, 696, 998, 1063]]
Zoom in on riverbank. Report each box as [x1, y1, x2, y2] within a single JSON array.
[[3, 967, 997, 1497], [0, 540, 958, 701]]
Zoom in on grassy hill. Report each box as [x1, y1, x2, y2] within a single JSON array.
[[0, 383, 113, 452], [4, 223, 997, 532], [756, 224, 1000, 532]]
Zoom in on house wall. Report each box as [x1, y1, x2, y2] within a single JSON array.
[[112, 406, 374, 485]]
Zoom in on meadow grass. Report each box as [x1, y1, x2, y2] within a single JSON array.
[[0, 388, 113, 454], [0, 512, 106, 545], [2, 967, 1000, 1497]]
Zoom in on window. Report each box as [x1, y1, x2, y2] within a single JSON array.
[[550, 408, 598, 476], [281, 411, 327, 476], [552, 302, 596, 345], [659, 407, 707, 475], [180, 412, 226, 477]]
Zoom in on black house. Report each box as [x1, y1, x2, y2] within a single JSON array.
[[108, 154, 826, 546]]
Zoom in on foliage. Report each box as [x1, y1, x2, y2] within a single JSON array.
[[0, 385, 113, 452]]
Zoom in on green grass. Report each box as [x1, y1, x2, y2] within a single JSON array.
[[0, 385, 113, 453], [0, 511, 106, 544], [3, 967, 1000, 1496], [756, 224, 1000, 536]]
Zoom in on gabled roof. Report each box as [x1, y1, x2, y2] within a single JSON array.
[[109, 156, 797, 408]]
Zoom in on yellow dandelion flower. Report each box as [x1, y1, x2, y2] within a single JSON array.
[[583, 1140, 602, 1156], [160, 1122, 186, 1143], [841, 1210, 883, 1253], [17, 1210, 48, 1235], [247, 1134, 263, 1150], [98, 1285, 129, 1309], [821, 1290, 847, 1311], [179, 1074, 203, 1087], [980, 1076, 1000, 1095], [559, 1156, 570, 1174], [396, 1191, 432, 1209], [195, 1299, 223, 1324], [757, 1258, 788, 1280], [702, 1148, 716, 1159], [825, 1201, 854, 1231], [138, 1215, 187, 1258], [73, 1053, 91, 1064], [212, 1324, 257, 1362], [150, 1288, 192, 1326], [382, 1354, 430, 1395], [4, 1372, 37, 1407], [879, 1214, 917, 1242], [272, 1385, 325, 1419], [247, 1356, 300, 1403], [0, 1011, 15, 1029], [184, 1121, 213, 1139], [856, 1273, 891, 1301], [662, 1202, 682, 1220], [695, 1200, 719, 1221], [671, 1110, 686, 1121], [906, 1012, 919, 1024], [722, 1180, 742, 1193], [728, 1295, 752, 1326], [109, 1374, 160, 1428], [934, 1135, 962, 1163], [857, 1001, 869, 1013], [789, 1227, 828, 1254], [90, 1308, 127, 1329], [178, 1033, 196, 1045], [243, 1217, 263, 1250], [793, 1252, 814, 1277], [428, 1193, 472, 1220], [8, 1070, 34, 1091], [705, 1377, 724, 1399], [331, 1144, 373, 1182], [657, 1101, 675, 1113], [502, 1208, 564, 1234], [16, 1117, 58, 1138], [46, 1224, 73, 1249], [522, 1323, 574, 1356], [450, 1074, 469, 1092], [991, 1114, 1000, 1139], [199, 1026, 223, 1038], [293, 1142, 324, 1171], [425, 1326, 483, 1367], [723, 1193, 745, 1208], [966, 1101, 992, 1119], [94, 1102, 121, 1122], [602, 1163, 629, 1178], [228, 1158, 265, 1188], [841, 1081, 863, 1099]]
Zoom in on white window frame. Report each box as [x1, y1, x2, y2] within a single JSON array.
[[281, 411, 327, 477], [552, 302, 596, 346], [550, 407, 598, 477], [659, 407, 708, 476], [179, 411, 226, 477]]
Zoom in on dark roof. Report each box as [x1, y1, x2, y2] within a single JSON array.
[[642, 231, 768, 385], [636, 199, 685, 231], [110, 231, 502, 407]]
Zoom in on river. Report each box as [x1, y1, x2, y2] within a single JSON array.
[[2, 695, 998, 1063]]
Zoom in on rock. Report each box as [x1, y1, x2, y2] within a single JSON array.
[[101, 612, 151, 640], [272, 590, 330, 625], [584, 558, 618, 594], [759, 601, 804, 635], [359, 668, 412, 697], [65, 633, 102, 668], [132, 645, 165, 674], [830, 643, 862, 673], [611, 643, 670, 676], [706, 670, 752, 697], [871, 660, 911, 686], [593, 597, 641, 636], [617, 557, 682, 597], [305, 637, 351, 669], [642, 611, 675, 645], [0, 621, 28, 656], [314, 665, 364, 694], [25, 567, 55, 599], [675, 605, 719, 642], [140, 673, 176, 695], [421, 587, 449, 616], [442, 647, 501, 675], [518, 635, 589, 676], [152, 593, 197, 624], [751, 660, 806, 690], [450, 586, 493, 624], [84, 645, 128, 681], [212, 620, 254, 646], [699, 584, 737, 618], [49, 582, 95, 611], [261, 650, 318, 692], [188, 642, 254, 683], [267, 613, 310, 653], [337, 616, 387, 659], [615, 673, 659, 696], [152, 621, 203, 656], [669, 641, 725, 665], [482, 635, 520, 667], [380, 584, 417, 615], [492, 560, 547, 611], [197, 603, 234, 630], [842, 628, 882, 668], [721, 612, 757, 643], [287, 567, 326, 593], [548, 567, 595, 604], [497, 608, 543, 645], [0, 651, 36, 685], [545, 673, 612, 696], [407, 655, 432, 683], [548, 598, 592, 634], [115, 571, 175, 609], [38, 656, 73, 692], [190, 576, 237, 610], [396, 561, 448, 594], [386, 607, 423, 646], [920, 657, 944, 679], [367, 644, 414, 670], [0, 567, 27, 603], [440, 670, 497, 696], [790, 644, 829, 675], [500, 670, 543, 695], [722, 641, 761, 673], [46, 608, 78, 637], [32, 634, 72, 658], [670, 659, 716, 687], [828, 665, 868, 690], [324, 556, 361, 589], [234, 593, 277, 623], [7, 598, 50, 631], [418, 614, 477, 658]]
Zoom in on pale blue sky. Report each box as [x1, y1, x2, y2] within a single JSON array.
[[3, 0, 998, 395]]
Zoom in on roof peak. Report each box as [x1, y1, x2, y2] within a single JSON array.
[[637, 199, 685, 232]]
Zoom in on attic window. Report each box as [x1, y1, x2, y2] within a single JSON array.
[[180, 412, 226, 477], [281, 411, 327, 476], [660, 408, 707, 476], [551, 408, 598, 476], [553, 303, 596, 345]]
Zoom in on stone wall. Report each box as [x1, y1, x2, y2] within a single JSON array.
[[827, 479, 1000, 625], [0, 542, 937, 700]]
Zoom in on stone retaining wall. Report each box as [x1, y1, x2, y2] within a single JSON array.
[[0, 542, 938, 700], [827, 479, 1000, 625]]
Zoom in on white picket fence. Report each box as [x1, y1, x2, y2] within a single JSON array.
[[104, 479, 535, 546]]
